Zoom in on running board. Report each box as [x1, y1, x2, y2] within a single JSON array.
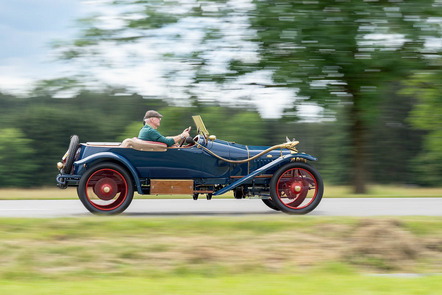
[[214, 156, 288, 196]]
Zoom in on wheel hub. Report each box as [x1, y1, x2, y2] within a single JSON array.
[[289, 181, 304, 198], [94, 178, 118, 200], [275, 167, 319, 211]]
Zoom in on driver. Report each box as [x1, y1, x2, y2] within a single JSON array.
[[138, 110, 190, 147]]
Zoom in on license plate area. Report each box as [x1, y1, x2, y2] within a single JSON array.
[[150, 179, 194, 195]]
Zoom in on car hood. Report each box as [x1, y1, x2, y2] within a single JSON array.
[[206, 139, 292, 160]]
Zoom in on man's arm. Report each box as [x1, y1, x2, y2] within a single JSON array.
[[167, 128, 190, 144], [139, 125, 190, 147]]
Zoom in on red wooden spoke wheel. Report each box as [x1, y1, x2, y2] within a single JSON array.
[[270, 162, 323, 215], [276, 168, 316, 209], [78, 163, 134, 215], [86, 169, 128, 210]]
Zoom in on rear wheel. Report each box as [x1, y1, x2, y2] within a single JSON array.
[[77, 162, 134, 215], [270, 162, 323, 215]]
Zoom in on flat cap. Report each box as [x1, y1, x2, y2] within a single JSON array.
[[143, 110, 163, 120]]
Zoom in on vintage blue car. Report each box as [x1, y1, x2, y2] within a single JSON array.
[[56, 115, 323, 215]]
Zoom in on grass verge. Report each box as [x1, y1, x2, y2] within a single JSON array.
[[0, 217, 441, 277], [0, 216, 441, 294], [0, 273, 441, 295], [325, 185, 442, 198]]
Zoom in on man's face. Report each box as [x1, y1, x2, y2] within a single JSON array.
[[150, 117, 161, 129]]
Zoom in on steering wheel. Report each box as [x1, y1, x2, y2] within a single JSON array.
[[179, 126, 191, 147]]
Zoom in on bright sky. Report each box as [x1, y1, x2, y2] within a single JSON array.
[[0, 1, 83, 92], [0, 0, 323, 119]]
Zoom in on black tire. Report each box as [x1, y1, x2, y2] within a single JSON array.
[[77, 162, 134, 215], [261, 198, 281, 211], [270, 162, 323, 215], [61, 135, 79, 174]]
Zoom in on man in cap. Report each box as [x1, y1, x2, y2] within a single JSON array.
[[138, 110, 190, 147]]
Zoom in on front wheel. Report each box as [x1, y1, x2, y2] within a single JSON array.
[[261, 198, 280, 211], [77, 162, 134, 215], [270, 162, 323, 215]]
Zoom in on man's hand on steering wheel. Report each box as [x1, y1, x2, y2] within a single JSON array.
[[179, 126, 191, 147]]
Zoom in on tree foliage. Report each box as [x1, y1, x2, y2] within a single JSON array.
[[0, 91, 273, 187], [119, 106, 265, 145], [0, 87, 438, 188], [50, 0, 442, 193], [1, 0, 441, 188], [246, 0, 441, 192], [402, 65, 442, 186], [0, 128, 37, 187]]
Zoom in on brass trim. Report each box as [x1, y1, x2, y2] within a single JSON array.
[[196, 141, 299, 164]]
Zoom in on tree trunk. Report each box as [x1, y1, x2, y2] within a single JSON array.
[[350, 102, 367, 194]]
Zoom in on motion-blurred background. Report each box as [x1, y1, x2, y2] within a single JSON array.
[[1, 0, 441, 193]]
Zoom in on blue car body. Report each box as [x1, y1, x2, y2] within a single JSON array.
[[56, 116, 323, 215]]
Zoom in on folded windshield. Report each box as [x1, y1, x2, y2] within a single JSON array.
[[192, 115, 209, 138]]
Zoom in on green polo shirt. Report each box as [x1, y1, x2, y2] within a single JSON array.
[[138, 124, 175, 147]]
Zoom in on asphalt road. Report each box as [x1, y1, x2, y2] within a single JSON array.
[[0, 198, 441, 217]]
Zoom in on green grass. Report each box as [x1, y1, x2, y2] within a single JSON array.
[[324, 184, 442, 198], [0, 273, 441, 295], [0, 217, 440, 277], [0, 185, 441, 200], [0, 217, 441, 294]]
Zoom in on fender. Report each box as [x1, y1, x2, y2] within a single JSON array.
[[74, 152, 144, 194], [214, 153, 317, 196], [288, 152, 317, 162]]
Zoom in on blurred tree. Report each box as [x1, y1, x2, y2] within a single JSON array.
[[315, 109, 352, 185], [118, 105, 266, 146], [6, 91, 165, 186], [202, 107, 266, 146], [369, 85, 423, 184], [48, 0, 442, 192], [15, 106, 87, 185], [247, 0, 441, 192], [0, 129, 37, 187], [1, 85, 434, 187], [31, 78, 83, 97], [119, 121, 144, 142], [51, 0, 269, 116], [402, 66, 442, 186], [0, 92, 27, 127]]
